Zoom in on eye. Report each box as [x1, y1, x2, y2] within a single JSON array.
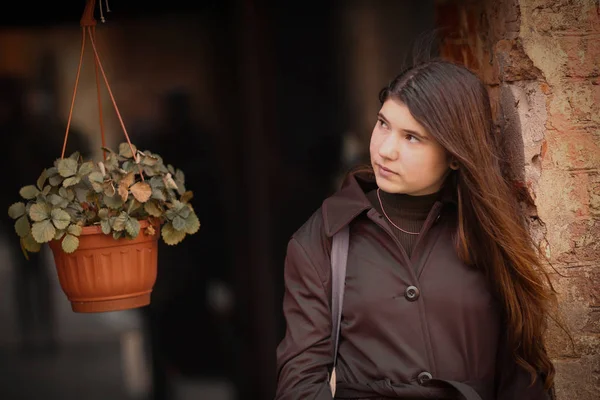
[[378, 119, 389, 130], [406, 134, 420, 143]]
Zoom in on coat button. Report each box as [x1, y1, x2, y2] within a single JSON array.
[[405, 285, 420, 301], [417, 371, 432, 385]]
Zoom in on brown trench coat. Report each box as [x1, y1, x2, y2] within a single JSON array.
[[275, 172, 551, 400]]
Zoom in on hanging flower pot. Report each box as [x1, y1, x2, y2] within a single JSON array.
[[48, 220, 159, 313], [8, 142, 200, 313], [6, 0, 201, 313]]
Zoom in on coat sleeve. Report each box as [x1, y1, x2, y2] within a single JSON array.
[[495, 332, 554, 400], [275, 237, 334, 400]]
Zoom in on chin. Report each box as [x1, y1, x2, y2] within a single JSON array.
[[375, 176, 404, 194]]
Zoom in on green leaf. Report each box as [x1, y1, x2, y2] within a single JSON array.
[[29, 203, 50, 222], [101, 220, 112, 235], [51, 208, 71, 230], [122, 161, 136, 172], [46, 167, 59, 177], [178, 205, 191, 219], [112, 230, 123, 240], [174, 169, 186, 194], [42, 185, 52, 195], [78, 161, 94, 176], [14, 215, 30, 238], [48, 194, 68, 208], [67, 224, 83, 236], [142, 154, 159, 166], [157, 163, 169, 174], [125, 218, 140, 237], [19, 185, 40, 200], [161, 222, 186, 245], [63, 176, 81, 187], [103, 181, 116, 197], [151, 188, 166, 201], [104, 194, 125, 209], [57, 158, 78, 178], [119, 142, 137, 158], [54, 230, 65, 240], [172, 215, 186, 231], [127, 199, 143, 214], [22, 233, 41, 253], [88, 171, 104, 183], [143, 201, 162, 217], [164, 209, 176, 221], [104, 155, 119, 171], [89, 180, 104, 193], [142, 165, 157, 177], [8, 202, 26, 219], [100, 147, 115, 156], [150, 176, 165, 189], [112, 212, 128, 232], [49, 174, 63, 186], [98, 208, 110, 219], [184, 213, 200, 234], [69, 202, 84, 213], [68, 151, 81, 161], [59, 187, 75, 202], [61, 234, 79, 253], [37, 169, 48, 190], [31, 220, 56, 243]]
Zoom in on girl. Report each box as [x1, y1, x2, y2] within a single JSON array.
[[275, 60, 556, 399]]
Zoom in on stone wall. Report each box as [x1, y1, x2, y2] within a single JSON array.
[[435, 0, 600, 397]]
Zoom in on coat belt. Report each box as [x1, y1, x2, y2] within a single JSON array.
[[334, 378, 489, 400]]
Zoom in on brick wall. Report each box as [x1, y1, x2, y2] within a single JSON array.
[[435, 0, 600, 398]]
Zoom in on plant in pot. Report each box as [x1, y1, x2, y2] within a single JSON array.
[[7, 142, 200, 313]]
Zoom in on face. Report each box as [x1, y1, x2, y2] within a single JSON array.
[[370, 99, 454, 196]]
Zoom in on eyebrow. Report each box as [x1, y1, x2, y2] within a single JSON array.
[[378, 112, 428, 140]]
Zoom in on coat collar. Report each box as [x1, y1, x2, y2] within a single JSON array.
[[322, 169, 458, 237]]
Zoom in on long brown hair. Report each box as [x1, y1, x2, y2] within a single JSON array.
[[377, 60, 556, 388]]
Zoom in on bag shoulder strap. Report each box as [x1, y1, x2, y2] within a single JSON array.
[[331, 225, 350, 369]]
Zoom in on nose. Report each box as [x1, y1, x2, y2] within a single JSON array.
[[378, 133, 399, 160]]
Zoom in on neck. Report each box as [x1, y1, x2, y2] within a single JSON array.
[[377, 188, 440, 218]]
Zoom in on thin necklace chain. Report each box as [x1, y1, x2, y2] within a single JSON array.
[[376, 188, 420, 235]]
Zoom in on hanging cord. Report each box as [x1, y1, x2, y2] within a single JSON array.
[[61, 0, 144, 180], [98, 0, 105, 23], [98, 0, 111, 23], [61, 28, 86, 159], [87, 26, 142, 179], [91, 26, 107, 160]]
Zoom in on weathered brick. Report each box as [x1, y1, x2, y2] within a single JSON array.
[[544, 130, 600, 171], [546, 272, 596, 355], [495, 39, 544, 81], [557, 34, 600, 78], [547, 79, 600, 128], [568, 218, 600, 263], [537, 170, 580, 256], [554, 356, 600, 400], [525, 0, 600, 34], [590, 173, 600, 215], [582, 309, 600, 334]]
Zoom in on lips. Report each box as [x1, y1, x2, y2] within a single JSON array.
[[378, 164, 397, 175]]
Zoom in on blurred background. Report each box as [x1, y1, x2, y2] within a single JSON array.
[[0, 1, 436, 399]]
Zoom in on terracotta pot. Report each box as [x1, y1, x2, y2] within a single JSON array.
[[48, 220, 159, 313]]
